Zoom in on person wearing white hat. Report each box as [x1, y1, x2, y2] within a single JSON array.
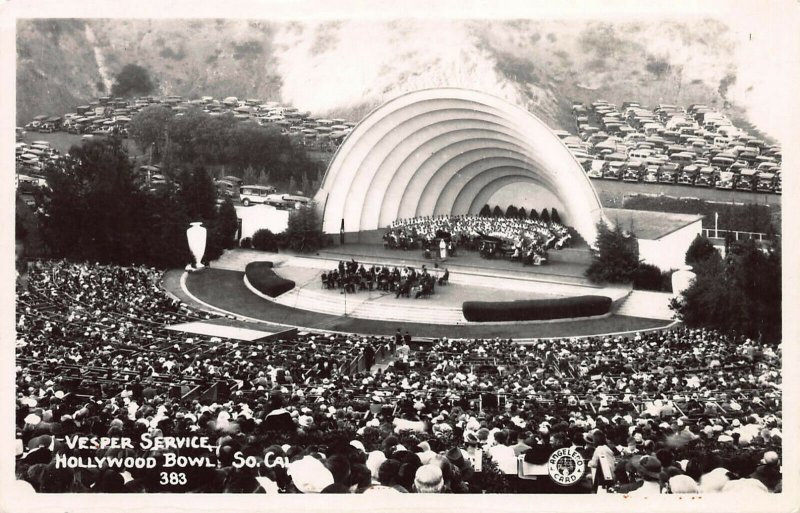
[[287, 456, 334, 493]]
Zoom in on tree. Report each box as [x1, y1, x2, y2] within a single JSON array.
[[111, 64, 155, 98], [540, 208, 551, 223], [41, 138, 147, 264], [671, 238, 781, 342], [551, 208, 562, 224], [242, 165, 259, 185], [585, 220, 640, 284], [517, 207, 527, 219], [259, 168, 272, 187], [479, 204, 492, 217], [212, 197, 239, 251], [129, 105, 174, 160], [529, 208, 539, 220], [178, 166, 216, 223], [492, 205, 503, 218], [284, 203, 326, 253], [139, 189, 191, 268], [505, 205, 518, 218], [685, 234, 718, 267]]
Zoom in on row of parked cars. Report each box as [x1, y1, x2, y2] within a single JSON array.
[[16, 94, 356, 201], [559, 100, 782, 194], [19, 94, 356, 152], [214, 176, 311, 209], [15, 138, 60, 193]]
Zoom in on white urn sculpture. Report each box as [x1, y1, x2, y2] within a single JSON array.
[[186, 222, 207, 271], [671, 265, 696, 297]]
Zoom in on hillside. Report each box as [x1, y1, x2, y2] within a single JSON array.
[[16, 18, 768, 139]]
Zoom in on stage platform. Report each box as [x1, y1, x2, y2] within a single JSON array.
[[318, 244, 594, 286], [229, 248, 632, 325], [166, 318, 297, 342]]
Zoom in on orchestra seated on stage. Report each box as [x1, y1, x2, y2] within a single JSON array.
[[384, 214, 571, 266], [322, 259, 443, 299]]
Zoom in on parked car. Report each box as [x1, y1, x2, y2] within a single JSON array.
[[643, 165, 660, 183], [736, 169, 757, 192], [602, 161, 624, 180], [756, 172, 776, 193], [622, 161, 644, 182], [240, 184, 277, 206], [266, 193, 311, 210], [677, 165, 699, 185], [587, 159, 604, 179], [694, 167, 716, 187], [715, 171, 736, 190], [658, 163, 679, 184], [214, 180, 239, 199]]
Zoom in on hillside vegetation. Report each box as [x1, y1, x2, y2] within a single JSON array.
[[18, 18, 758, 136]]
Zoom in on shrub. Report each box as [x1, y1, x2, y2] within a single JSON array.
[[540, 209, 551, 223], [622, 195, 775, 233], [551, 208, 562, 224], [463, 295, 612, 322], [646, 55, 671, 77], [631, 264, 673, 292], [240, 237, 252, 249], [252, 229, 281, 252], [685, 234, 717, 267], [479, 204, 492, 217], [245, 262, 294, 297]]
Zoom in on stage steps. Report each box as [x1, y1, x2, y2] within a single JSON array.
[[349, 299, 465, 324], [615, 291, 676, 320], [274, 286, 466, 325]]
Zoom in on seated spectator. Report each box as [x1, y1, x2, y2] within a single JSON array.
[[413, 464, 444, 493]]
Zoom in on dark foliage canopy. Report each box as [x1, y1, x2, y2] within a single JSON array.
[[585, 220, 640, 284], [685, 234, 718, 267], [129, 106, 321, 185], [39, 138, 234, 268], [283, 204, 327, 253], [672, 237, 781, 342], [111, 64, 155, 98]]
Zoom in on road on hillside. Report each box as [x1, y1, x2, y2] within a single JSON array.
[[589, 179, 781, 208]]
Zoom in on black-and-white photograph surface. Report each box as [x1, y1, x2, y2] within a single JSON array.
[[4, 0, 798, 511]]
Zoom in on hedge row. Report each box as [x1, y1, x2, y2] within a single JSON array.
[[463, 295, 612, 322], [622, 195, 776, 233], [244, 261, 295, 298]]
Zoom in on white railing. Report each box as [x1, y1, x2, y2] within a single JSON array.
[[702, 229, 774, 241]]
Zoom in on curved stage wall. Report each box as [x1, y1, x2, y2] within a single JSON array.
[[314, 88, 605, 244]]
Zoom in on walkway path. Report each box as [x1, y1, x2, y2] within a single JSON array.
[[171, 267, 674, 340]]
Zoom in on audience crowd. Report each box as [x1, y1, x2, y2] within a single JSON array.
[[15, 261, 782, 494]]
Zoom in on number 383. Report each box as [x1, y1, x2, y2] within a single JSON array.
[[160, 472, 187, 485]]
